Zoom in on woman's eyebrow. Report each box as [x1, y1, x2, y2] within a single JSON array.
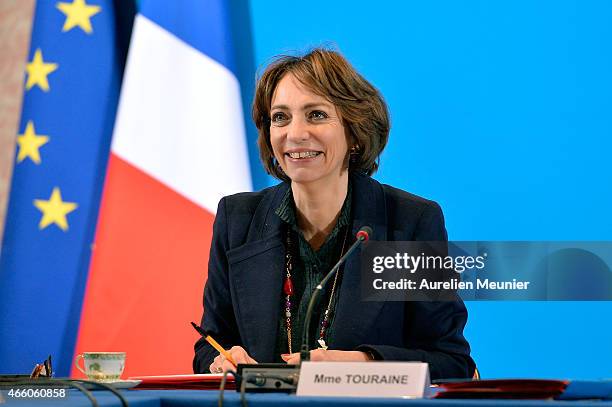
[[271, 104, 289, 111], [271, 102, 331, 111]]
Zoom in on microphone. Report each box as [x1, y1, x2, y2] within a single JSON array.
[[300, 226, 373, 363]]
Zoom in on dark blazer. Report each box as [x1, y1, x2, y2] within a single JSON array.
[[193, 172, 475, 380]]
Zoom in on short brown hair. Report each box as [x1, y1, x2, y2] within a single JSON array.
[[252, 48, 390, 181]]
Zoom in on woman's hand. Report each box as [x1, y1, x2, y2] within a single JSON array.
[[281, 350, 373, 364], [209, 346, 257, 373]]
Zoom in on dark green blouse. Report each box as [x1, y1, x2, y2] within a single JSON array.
[[273, 182, 352, 359]]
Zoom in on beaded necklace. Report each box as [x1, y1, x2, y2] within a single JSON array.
[[283, 226, 350, 354]]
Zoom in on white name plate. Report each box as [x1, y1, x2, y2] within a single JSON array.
[[297, 361, 430, 398]]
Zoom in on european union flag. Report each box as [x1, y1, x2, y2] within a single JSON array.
[[0, 0, 135, 376]]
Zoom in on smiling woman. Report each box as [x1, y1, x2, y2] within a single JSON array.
[[193, 48, 475, 380], [254, 49, 388, 183]]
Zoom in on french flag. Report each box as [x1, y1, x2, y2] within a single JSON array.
[[74, 0, 251, 377]]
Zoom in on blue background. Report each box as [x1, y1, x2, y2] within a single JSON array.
[[243, 0, 612, 379]]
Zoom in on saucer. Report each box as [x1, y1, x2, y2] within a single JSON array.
[[80, 379, 142, 390]]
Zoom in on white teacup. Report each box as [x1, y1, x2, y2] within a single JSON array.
[[74, 352, 126, 382]]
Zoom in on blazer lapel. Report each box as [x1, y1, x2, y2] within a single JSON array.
[[333, 173, 392, 348]]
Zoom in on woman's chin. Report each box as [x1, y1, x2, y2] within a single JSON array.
[[285, 169, 325, 185], [287, 174, 320, 185]]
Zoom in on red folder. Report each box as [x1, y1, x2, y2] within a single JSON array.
[[129, 374, 235, 390], [434, 379, 569, 399]]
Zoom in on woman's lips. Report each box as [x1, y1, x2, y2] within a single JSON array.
[[285, 151, 322, 159]]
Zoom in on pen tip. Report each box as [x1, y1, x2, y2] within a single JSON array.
[[190, 321, 208, 336]]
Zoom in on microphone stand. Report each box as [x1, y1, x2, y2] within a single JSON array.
[[300, 227, 372, 363]]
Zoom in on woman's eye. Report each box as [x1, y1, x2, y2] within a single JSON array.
[[309, 110, 328, 120], [271, 112, 288, 123]]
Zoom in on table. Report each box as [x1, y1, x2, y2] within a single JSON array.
[[3, 389, 612, 407]]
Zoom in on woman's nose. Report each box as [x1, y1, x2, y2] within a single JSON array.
[[286, 118, 310, 142]]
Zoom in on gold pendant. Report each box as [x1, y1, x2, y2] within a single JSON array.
[[317, 339, 328, 350]]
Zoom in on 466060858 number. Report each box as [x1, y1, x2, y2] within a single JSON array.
[[6, 387, 67, 398]]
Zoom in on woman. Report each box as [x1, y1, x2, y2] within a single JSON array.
[[193, 48, 475, 380]]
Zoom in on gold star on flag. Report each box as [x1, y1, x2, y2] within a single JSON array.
[[56, 0, 102, 34], [25, 49, 58, 92], [16, 121, 50, 164], [33, 187, 78, 231]]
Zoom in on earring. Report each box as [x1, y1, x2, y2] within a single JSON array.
[[350, 145, 360, 163]]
